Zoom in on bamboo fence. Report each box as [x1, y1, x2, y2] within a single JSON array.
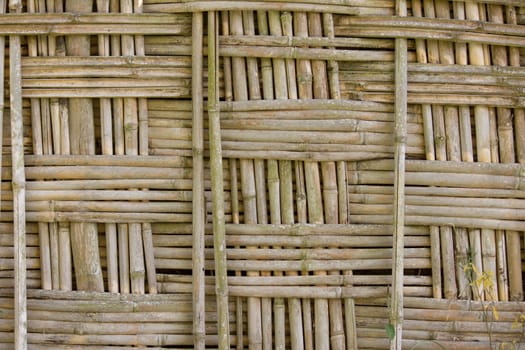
[[0, 0, 523, 349]]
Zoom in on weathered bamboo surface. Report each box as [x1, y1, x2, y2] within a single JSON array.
[[0, 0, 524, 349]]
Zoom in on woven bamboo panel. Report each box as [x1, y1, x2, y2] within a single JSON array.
[[0, 0, 524, 349]]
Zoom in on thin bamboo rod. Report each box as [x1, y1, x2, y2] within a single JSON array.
[[9, 0, 27, 346], [191, 10, 205, 350], [391, 1, 407, 348], [208, 11, 230, 349]]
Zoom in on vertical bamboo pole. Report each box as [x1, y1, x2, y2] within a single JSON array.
[[66, 0, 104, 292], [411, 0, 441, 300], [391, 0, 407, 349], [465, 1, 497, 301], [507, 4, 523, 302], [9, 1, 27, 348], [192, 11, 206, 350], [208, 11, 230, 349]]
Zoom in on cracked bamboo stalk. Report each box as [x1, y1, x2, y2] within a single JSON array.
[[66, 0, 104, 292]]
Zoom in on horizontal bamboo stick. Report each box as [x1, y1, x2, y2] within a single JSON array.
[[219, 98, 395, 112], [25, 179, 192, 190], [143, 2, 363, 14], [23, 87, 190, 99], [24, 166, 189, 180], [26, 211, 191, 223], [22, 55, 191, 68], [219, 34, 394, 49], [219, 45, 394, 61], [154, 246, 429, 260]]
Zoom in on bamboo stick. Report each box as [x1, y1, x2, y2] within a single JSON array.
[[191, 10, 206, 350], [208, 11, 230, 349], [9, 0, 26, 347], [391, 1, 407, 348]]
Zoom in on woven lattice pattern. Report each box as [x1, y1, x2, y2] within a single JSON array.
[[0, 0, 524, 349]]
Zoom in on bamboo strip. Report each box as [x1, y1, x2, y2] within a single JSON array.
[[208, 11, 230, 349], [390, 2, 407, 349], [191, 10, 205, 350], [144, 2, 362, 14]]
